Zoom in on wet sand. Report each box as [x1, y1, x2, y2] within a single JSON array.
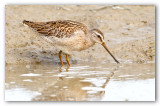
[[5, 5, 155, 101]]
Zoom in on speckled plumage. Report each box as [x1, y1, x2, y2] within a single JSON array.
[[23, 20, 88, 38]]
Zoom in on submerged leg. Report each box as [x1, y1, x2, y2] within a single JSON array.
[[66, 54, 71, 66], [58, 50, 63, 66]]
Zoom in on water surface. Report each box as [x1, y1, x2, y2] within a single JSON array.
[[5, 62, 155, 101]]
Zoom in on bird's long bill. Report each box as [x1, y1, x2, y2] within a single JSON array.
[[102, 42, 120, 64]]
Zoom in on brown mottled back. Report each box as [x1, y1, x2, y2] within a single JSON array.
[[23, 20, 88, 38]]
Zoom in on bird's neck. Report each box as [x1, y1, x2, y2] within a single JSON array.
[[86, 37, 95, 48], [85, 31, 95, 48]]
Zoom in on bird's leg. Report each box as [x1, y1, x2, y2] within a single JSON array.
[[65, 54, 71, 66], [58, 50, 63, 66]]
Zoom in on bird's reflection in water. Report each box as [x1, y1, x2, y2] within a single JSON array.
[[32, 65, 120, 101], [59, 66, 70, 72]]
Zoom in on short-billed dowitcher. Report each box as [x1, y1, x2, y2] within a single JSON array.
[[23, 20, 119, 66]]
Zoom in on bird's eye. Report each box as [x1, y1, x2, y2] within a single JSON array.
[[97, 35, 101, 38]]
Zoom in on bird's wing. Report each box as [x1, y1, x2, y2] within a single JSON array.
[[23, 20, 87, 38]]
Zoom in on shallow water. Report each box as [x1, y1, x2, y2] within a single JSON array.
[[5, 62, 155, 101]]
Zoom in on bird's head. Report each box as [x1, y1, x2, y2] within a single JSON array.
[[90, 29, 105, 44], [90, 29, 120, 64]]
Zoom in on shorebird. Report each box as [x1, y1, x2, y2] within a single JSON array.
[[23, 20, 119, 66]]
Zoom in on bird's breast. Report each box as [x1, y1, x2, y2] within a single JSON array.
[[40, 30, 95, 52]]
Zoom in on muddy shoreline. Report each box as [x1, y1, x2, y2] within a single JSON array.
[[5, 5, 155, 64]]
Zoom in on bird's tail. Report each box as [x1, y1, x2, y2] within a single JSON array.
[[23, 20, 34, 27]]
